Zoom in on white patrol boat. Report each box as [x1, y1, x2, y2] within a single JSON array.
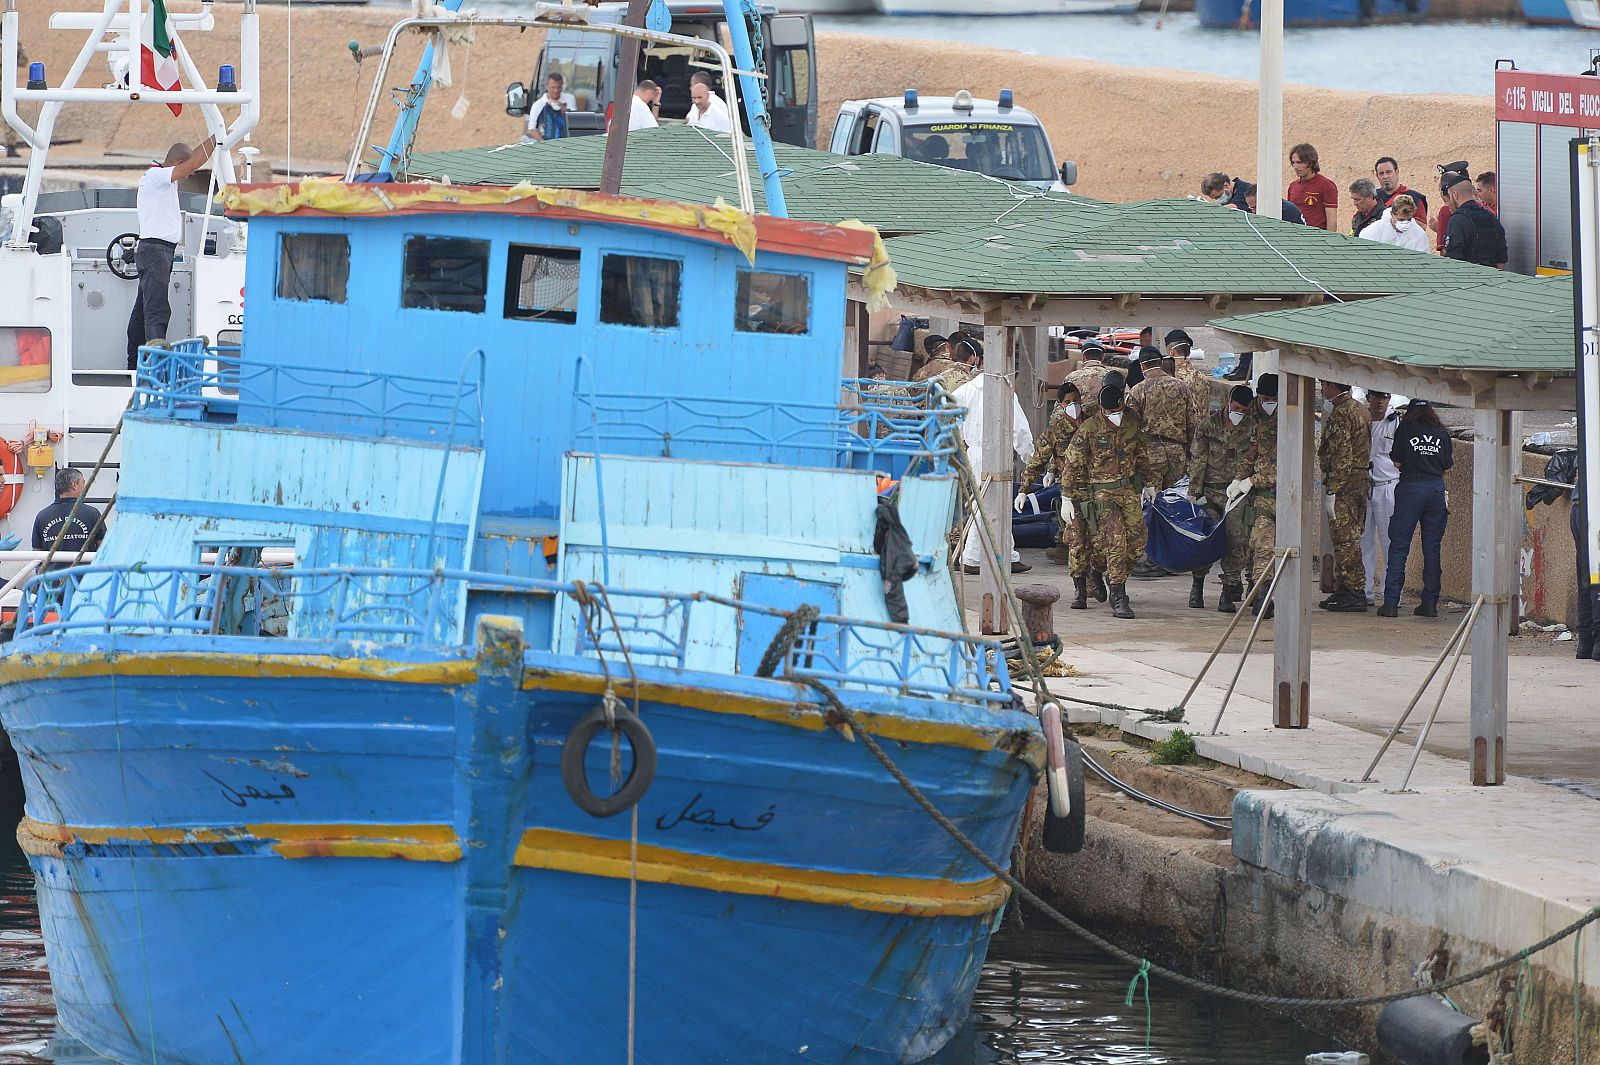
[[0, 0, 260, 573]]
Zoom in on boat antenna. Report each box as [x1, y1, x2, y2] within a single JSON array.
[[718, 0, 787, 217]]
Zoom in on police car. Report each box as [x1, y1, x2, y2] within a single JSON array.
[[828, 89, 1076, 192]]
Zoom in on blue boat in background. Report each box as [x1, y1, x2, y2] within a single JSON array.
[[1520, 0, 1576, 23], [0, 6, 1054, 1063], [1196, 0, 1426, 26]]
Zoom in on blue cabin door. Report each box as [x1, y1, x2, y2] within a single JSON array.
[[735, 573, 841, 677]]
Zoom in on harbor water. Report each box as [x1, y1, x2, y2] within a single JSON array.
[[0, 804, 1345, 1065], [810, 12, 1596, 96]]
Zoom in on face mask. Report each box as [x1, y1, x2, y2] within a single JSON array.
[[1106, 410, 1123, 426], [1065, 402, 1080, 419], [1227, 410, 1245, 426], [1394, 218, 1410, 231], [1261, 400, 1277, 415]]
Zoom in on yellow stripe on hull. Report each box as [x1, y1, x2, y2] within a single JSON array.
[[0, 651, 477, 687], [16, 818, 1008, 917], [0, 650, 1042, 766], [16, 817, 463, 863], [513, 828, 1010, 918], [525, 667, 1045, 766]]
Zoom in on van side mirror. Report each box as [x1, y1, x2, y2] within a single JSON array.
[[506, 82, 529, 117], [1059, 161, 1078, 187]]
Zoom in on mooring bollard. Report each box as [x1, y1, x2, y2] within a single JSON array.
[[1014, 583, 1060, 646]]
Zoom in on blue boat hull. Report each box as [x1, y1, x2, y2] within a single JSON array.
[[1196, 0, 1426, 25], [1520, 0, 1573, 21], [3, 635, 1039, 1064]]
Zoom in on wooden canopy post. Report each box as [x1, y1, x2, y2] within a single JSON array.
[[1469, 407, 1520, 785], [1273, 368, 1316, 728], [978, 311, 1013, 634]]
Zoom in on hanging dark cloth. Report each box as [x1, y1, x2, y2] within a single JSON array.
[[874, 496, 918, 624]]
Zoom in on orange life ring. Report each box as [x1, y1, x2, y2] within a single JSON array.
[[0, 443, 21, 520]]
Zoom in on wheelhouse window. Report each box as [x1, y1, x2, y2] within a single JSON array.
[[277, 233, 349, 303], [735, 271, 809, 335], [504, 244, 581, 323], [600, 254, 681, 329], [0, 327, 52, 393], [402, 236, 489, 314]]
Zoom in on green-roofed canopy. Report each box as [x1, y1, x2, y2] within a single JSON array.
[[1212, 274, 1576, 411], [406, 126, 1099, 236], [856, 198, 1511, 330]]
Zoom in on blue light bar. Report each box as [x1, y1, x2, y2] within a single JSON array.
[[904, 89, 918, 109], [998, 89, 1014, 109]]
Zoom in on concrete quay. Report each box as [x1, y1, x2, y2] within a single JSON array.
[[967, 556, 1600, 1058]]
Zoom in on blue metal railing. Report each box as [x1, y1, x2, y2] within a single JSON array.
[[133, 340, 486, 446], [12, 563, 1010, 707], [573, 379, 964, 473]]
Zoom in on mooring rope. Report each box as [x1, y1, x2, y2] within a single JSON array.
[[802, 677, 1600, 1012]]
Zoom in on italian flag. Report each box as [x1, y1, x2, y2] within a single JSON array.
[[140, 0, 182, 116]]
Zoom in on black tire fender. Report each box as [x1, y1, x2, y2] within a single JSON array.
[[560, 704, 657, 818], [1040, 703, 1086, 854]]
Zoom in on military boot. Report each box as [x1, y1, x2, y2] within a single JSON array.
[[1044, 543, 1071, 565], [1325, 586, 1370, 613], [1579, 629, 1596, 660], [1110, 582, 1136, 620], [1089, 570, 1108, 602], [1188, 575, 1206, 609], [1250, 594, 1275, 620], [1217, 582, 1242, 614], [1071, 576, 1088, 610]]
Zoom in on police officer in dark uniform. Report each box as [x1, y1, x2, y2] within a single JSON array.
[[1441, 172, 1507, 269]]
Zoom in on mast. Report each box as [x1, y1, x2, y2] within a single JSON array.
[[376, 0, 466, 179], [719, 0, 787, 218]]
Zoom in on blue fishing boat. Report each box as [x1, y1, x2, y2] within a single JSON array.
[[0, 8, 1057, 1064], [1195, 0, 1426, 26]]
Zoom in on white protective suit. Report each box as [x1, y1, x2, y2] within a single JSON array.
[[953, 372, 1034, 567]]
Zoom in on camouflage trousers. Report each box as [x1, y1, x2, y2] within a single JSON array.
[[1193, 488, 1247, 584], [1246, 498, 1277, 587], [1080, 486, 1145, 585], [1330, 486, 1368, 591], [1062, 512, 1108, 578], [1142, 439, 1188, 491]]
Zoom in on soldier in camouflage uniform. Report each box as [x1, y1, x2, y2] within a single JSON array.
[[1017, 383, 1107, 605], [1318, 379, 1373, 612], [1125, 347, 1195, 491], [1230, 374, 1279, 618], [1187, 383, 1256, 612], [1063, 374, 1150, 619], [915, 333, 976, 396], [1065, 343, 1113, 416], [1165, 329, 1215, 430]]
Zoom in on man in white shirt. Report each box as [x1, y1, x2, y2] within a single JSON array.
[[126, 136, 213, 369], [952, 338, 1034, 574], [1360, 389, 1403, 606], [523, 73, 576, 143], [627, 80, 660, 132], [685, 73, 733, 134]]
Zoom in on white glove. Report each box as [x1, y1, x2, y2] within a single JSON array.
[[1226, 477, 1251, 504], [1013, 491, 1029, 513], [1042, 471, 1056, 488], [1061, 497, 1076, 522], [1141, 486, 1157, 504]]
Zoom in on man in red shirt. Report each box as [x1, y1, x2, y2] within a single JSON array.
[[1475, 171, 1497, 214], [1288, 143, 1339, 232], [1374, 156, 1429, 225]]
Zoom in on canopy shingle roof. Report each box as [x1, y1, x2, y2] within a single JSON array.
[[879, 199, 1505, 299], [406, 126, 1100, 235], [1212, 273, 1573, 373]]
